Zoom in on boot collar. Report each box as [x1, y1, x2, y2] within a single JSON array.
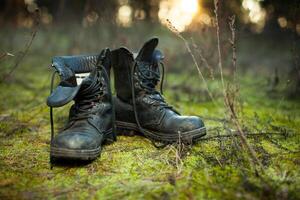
[[47, 49, 110, 108]]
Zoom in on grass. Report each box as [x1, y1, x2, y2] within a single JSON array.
[[0, 25, 299, 199]]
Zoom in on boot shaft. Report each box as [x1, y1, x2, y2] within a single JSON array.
[[112, 38, 164, 102], [111, 47, 135, 102], [47, 49, 112, 108], [69, 49, 113, 121], [74, 49, 112, 106]]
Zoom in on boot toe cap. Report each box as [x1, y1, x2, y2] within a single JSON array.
[[52, 131, 100, 150], [177, 116, 205, 133]]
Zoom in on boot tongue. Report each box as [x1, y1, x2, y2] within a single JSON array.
[[135, 38, 166, 94], [79, 68, 97, 90], [136, 37, 159, 63]]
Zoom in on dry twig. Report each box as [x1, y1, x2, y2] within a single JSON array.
[[0, 9, 40, 83], [165, 19, 217, 106], [214, 0, 225, 89], [190, 37, 214, 79], [213, 0, 264, 173]]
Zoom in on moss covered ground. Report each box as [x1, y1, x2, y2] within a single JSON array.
[[0, 27, 299, 199]]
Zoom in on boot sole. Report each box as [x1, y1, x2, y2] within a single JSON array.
[[116, 120, 206, 144], [50, 146, 101, 161]]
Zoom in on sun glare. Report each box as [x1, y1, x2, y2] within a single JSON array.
[[158, 0, 199, 32], [117, 5, 132, 27], [242, 0, 266, 30]]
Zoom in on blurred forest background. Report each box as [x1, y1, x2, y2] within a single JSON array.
[[0, 0, 300, 199], [0, 0, 300, 96]]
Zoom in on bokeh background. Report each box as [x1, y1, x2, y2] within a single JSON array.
[[0, 0, 299, 199], [0, 0, 300, 98]]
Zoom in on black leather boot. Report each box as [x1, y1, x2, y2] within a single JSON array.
[[112, 38, 206, 144], [47, 49, 115, 161]]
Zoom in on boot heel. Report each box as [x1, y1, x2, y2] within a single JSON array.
[[116, 127, 137, 136], [104, 131, 116, 144]]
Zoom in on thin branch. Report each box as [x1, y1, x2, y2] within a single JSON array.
[[0, 9, 40, 83], [190, 37, 214, 79], [0, 52, 14, 61], [214, 0, 225, 89], [200, 131, 299, 153], [200, 131, 290, 140], [213, 1, 264, 172], [165, 19, 218, 106], [228, 15, 237, 83]]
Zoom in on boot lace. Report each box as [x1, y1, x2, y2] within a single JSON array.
[[131, 60, 179, 147], [70, 69, 106, 120], [134, 61, 174, 110]]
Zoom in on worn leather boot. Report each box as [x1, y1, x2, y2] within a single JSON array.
[[47, 49, 115, 161], [112, 38, 206, 144]]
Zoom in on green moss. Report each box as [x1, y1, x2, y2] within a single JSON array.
[[0, 28, 299, 199]]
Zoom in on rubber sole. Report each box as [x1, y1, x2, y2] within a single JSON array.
[[50, 146, 101, 161], [116, 120, 206, 144]]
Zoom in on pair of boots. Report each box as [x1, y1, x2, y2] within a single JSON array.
[[47, 38, 206, 162]]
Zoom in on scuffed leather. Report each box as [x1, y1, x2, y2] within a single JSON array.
[[111, 47, 135, 101], [52, 121, 104, 150], [115, 95, 204, 134], [47, 55, 98, 107], [52, 102, 112, 150], [51, 50, 113, 153], [52, 55, 98, 74], [47, 85, 80, 107], [113, 37, 205, 136]]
